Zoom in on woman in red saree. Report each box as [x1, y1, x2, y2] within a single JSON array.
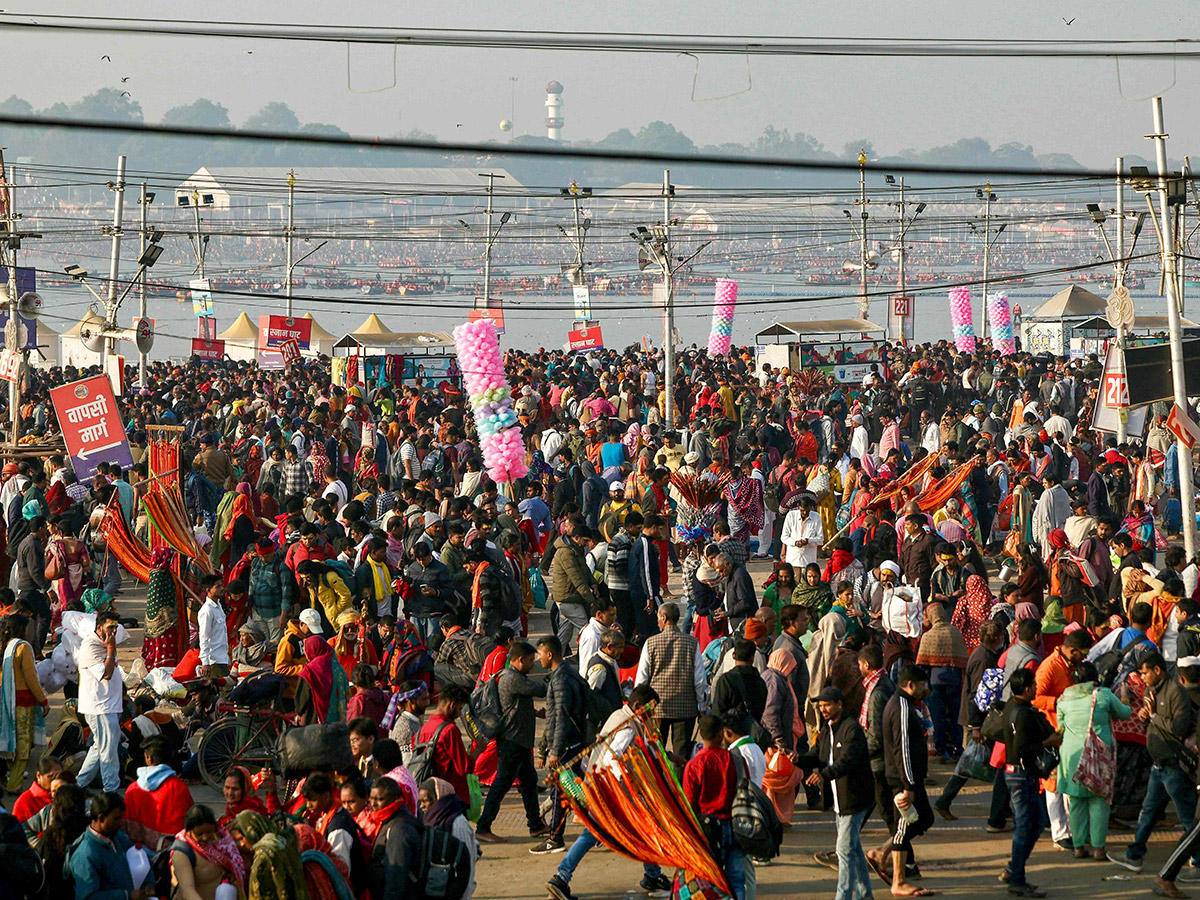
[[220, 766, 279, 828], [950, 573, 994, 654], [293, 822, 352, 900]]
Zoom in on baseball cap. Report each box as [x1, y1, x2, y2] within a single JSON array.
[[298, 608, 325, 635]]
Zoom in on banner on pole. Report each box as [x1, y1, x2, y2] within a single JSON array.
[[0, 349, 20, 383], [264, 315, 312, 349], [189, 278, 214, 317], [567, 324, 604, 352], [50, 375, 133, 481], [279, 338, 301, 363], [469, 297, 505, 335], [190, 338, 225, 361]]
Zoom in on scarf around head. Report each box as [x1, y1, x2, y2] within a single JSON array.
[[299, 636, 336, 721]]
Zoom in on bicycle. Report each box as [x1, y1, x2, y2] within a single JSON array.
[[196, 700, 300, 790]]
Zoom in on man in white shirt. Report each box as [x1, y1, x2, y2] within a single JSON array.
[[322, 467, 349, 515], [75, 610, 125, 792], [197, 578, 231, 678], [780, 497, 825, 569], [540, 423, 564, 467], [577, 597, 616, 668]]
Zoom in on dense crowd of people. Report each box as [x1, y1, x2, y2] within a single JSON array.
[[0, 333, 1198, 900]]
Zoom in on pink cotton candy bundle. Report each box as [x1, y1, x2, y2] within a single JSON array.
[[707, 278, 738, 357], [453, 318, 528, 483], [948, 287, 976, 352], [988, 292, 1015, 356]]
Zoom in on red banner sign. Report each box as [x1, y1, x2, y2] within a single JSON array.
[[191, 338, 225, 361], [567, 325, 604, 351], [279, 338, 301, 363], [468, 305, 505, 335], [264, 315, 312, 349], [0, 349, 20, 383], [49, 375, 133, 481]]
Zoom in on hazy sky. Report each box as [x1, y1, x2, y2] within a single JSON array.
[[8, 2, 1200, 167]]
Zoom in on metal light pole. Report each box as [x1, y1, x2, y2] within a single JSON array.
[[1115, 156, 1128, 444], [192, 189, 205, 278], [1149, 97, 1197, 557], [981, 182, 992, 338], [4, 157, 18, 443], [137, 182, 151, 385], [857, 151, 869, 319], [102, 155, 127, 368], [662, 169, 675, 427], [285, 169, 295, 316], [480, 172, 504, 303]]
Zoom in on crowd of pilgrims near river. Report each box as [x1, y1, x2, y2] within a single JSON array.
[[1, 334, 1200, 900]]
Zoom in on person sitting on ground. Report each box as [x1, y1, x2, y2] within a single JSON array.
[[122, 736, 195, 851]]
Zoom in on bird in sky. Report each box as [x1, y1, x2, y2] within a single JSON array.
[[120, 91, 130, 98], [1062, 16, 1075, 24], [101, 54, 111, 61], [245, 50, 253, 54], [120, 76, 129, 82]]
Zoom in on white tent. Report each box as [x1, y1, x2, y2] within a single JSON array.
[[217, 311, 259, 361]]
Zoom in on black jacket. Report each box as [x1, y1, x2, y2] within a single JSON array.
[[799, 712, 874, 814], [961, 644, 1001, 728], [724, 564, 757, 620], [497, 665, 547, 749], [369, 807, 422, 900], [883, 688, 927, 790], [712, 664, 768, 722], [863, 673, 896, 772], [1001, 696, 1054, 775], [545, 662, 589, 756], [325, 806, 369, 896]]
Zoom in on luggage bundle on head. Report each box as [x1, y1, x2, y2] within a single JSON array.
[[276, 722, 354, 778]]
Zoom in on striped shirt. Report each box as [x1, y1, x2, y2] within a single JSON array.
[[606, 531, 632, 591]]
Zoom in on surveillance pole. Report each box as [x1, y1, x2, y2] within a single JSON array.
[[285, 169, 296, 316], [101, 155, 126, 370], [1149, 97, 1197, 558], [480, 172, 504, 305]]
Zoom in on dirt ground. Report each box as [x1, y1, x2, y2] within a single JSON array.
[[41, 558, 1197, 900]]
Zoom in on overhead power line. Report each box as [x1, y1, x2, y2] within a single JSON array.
[[3, 15, 1198, 59], [0, 113, 1159, 180]]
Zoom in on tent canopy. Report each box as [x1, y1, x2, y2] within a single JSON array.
[[1030, 284, 1107, 319], [301, 313, 337, 341], [352, 313, 396, 336], [217, 311, 259, 340]]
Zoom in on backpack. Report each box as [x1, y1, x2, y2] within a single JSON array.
[[729, 753, 782, 860], [411, 823, 470, 900], [973, 667, 1005, 713], [324, 560, 356, 590], [496, 570, 523, 621], [153, 840, 194, 900], [404, 722, 450, 784], [421, 447, 450, 486], [462, 633, 492, 674], [1096, 633, 1149, 687], [461, 675, 504, 743]]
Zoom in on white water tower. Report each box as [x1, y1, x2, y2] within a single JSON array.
[[545, 81, 564, 140]]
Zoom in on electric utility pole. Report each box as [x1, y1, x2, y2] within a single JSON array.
[[285, 169, 296, 316], [1148, 97, 1197, 557], [101, 155, 126, 368]]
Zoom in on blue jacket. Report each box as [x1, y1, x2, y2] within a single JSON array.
[[65, 828, 139, 900]]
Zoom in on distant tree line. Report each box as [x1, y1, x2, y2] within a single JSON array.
[[0, 88, 1162, 192]]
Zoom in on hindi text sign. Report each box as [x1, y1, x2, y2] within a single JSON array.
[[50, 375, 133, 481]]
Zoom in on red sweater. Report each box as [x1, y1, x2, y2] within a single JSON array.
[[11, 781, 51, 823], [417, 713, 472, 801], [682, 746, 737, 819], [123, 772, 194, 850]]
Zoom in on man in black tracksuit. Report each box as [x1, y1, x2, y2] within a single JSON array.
[[868, 665, 934, 898], [798, 686, 876, 893]]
